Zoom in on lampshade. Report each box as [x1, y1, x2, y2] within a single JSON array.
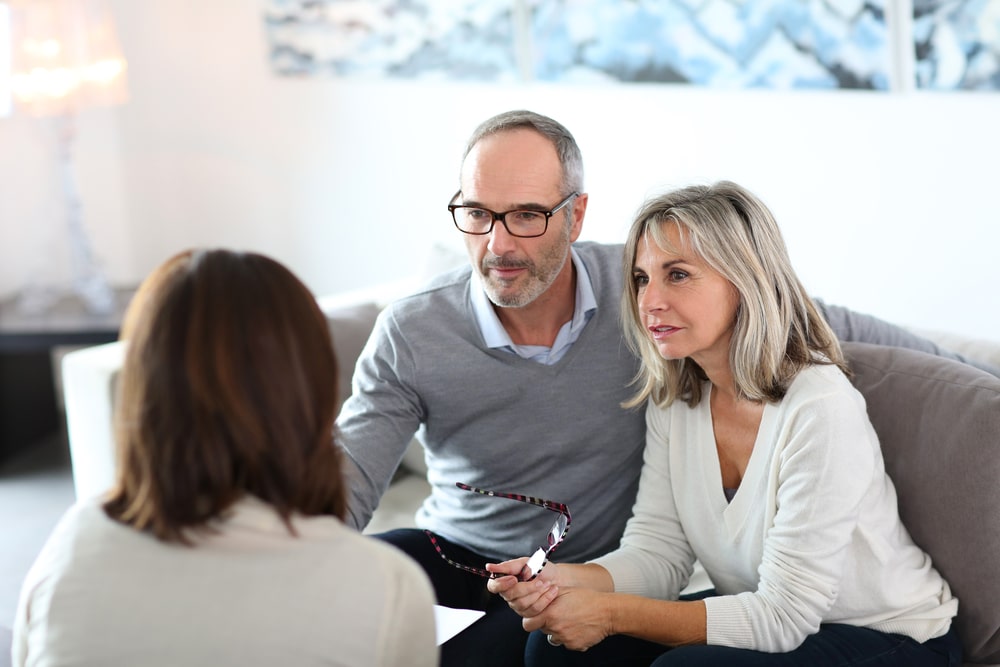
[[6, 0, 127, 117], [1, 3, 11, 118]]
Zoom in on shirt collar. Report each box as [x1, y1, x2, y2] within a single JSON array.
[[471, 247, 598, 353]]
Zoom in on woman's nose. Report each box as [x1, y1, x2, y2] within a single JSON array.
[[638, 284, 665, 314]]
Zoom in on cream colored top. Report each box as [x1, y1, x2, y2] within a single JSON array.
[[13, 496, 437, 666], [595, 364, 957, 652]]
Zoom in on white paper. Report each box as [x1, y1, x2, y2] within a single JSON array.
[[434, 605, 486, 645]]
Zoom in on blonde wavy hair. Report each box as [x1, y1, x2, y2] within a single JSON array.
[[621, 181, 847, 409]]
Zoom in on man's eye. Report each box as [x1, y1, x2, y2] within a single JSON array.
[[466, 208, 490, 220], [512, 210, 544, 222]]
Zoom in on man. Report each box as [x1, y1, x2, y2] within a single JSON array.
[[337, 110, 984, 667]]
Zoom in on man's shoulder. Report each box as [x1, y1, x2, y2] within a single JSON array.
[[384, 264, 471, 318], [573, 241, 626, 292], [574, 240, 624, 264]]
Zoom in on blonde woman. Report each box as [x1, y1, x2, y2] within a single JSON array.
[[487, 182, 960, 667]]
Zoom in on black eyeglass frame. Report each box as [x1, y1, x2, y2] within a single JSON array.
[[447, 191, 579, 238], [425, 482, 572, 581]]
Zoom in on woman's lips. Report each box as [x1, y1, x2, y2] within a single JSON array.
[[648, 324, 680, 340]]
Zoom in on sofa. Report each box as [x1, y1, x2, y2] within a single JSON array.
[[57, 276, 1000, 666]]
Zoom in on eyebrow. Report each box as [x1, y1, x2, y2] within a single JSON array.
[[453, 190, 549, 211], [463, 199, 551, 212], [634, 258, 687, 271]]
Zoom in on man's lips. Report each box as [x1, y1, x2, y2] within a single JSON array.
[[486, 263, 528, 280]]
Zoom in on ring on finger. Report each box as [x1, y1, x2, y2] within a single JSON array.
[[547, 634, 561, 647]]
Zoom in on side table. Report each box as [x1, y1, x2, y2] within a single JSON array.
[[0, 289, 134, 462]]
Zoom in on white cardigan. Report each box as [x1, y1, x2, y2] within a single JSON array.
[[594, 364, 957, 652], [13, 496, 438, 666]]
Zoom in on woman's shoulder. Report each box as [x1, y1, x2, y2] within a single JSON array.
[[785, 362, 856, 401]]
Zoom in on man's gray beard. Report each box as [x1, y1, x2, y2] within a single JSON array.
[[483, 277, 545, 308], [479, 219, 573, 308], [481, 250, 568, 308]]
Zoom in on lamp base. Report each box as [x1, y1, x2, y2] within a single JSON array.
[[15, 274, 115, 317], [13, 114, 118, 318]]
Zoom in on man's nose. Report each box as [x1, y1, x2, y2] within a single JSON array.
[[487, 217, 517, 254]]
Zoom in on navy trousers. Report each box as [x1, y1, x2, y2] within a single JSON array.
[[525, 618, 962, 667], [375, 528, 529, 667]]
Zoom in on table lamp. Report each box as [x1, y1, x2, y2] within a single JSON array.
[[4, 0, 127, 315]]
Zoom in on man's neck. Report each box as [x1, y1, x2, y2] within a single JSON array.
[[496, 259, 577, 347]]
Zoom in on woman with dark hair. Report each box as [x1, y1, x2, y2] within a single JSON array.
[[487, 182, 960, 666], [13, 249, 437, 666]]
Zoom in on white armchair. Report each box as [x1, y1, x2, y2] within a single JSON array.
[[61, 340, 124, 501]]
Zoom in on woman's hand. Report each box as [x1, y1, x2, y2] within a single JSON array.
[[485, 559, 560, 618], [487, 560, 620, 651], [524, 587, 614, 652]]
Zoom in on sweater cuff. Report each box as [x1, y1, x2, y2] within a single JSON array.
[[703, 594, 754, 648], [589, 551, 648, 596]]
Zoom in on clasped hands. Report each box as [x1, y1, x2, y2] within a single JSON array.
[[485, 558, 611, 652]]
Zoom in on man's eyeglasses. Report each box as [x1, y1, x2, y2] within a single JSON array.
[[448, 191, 579, 238], [425, 482, 572, 581]]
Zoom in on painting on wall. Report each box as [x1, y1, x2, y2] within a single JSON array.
[[914, 0, 1000, 89], [529, 0, 891, 89], [262, 0, 1000, 91], [263, 0, 524, 81]]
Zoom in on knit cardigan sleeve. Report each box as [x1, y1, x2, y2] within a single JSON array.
[[590, 404, 699, 598]]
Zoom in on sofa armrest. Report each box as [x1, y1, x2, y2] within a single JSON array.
[[908, 327, 1000, 374]]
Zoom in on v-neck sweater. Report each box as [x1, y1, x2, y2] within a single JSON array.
[[338, 242, 646, 563], [593, 363, 957, 652]]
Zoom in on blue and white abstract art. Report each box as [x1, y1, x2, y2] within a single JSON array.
[[914, 0, 1000, 89], [262, 0, 894, 90], [531, 0, 890, 89]]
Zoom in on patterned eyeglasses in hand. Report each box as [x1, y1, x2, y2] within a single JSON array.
[[425, 482, 572, 582]]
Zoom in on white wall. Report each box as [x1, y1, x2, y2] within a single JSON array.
[[1, 0, 997, 339]]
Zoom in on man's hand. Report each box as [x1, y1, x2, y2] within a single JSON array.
[[486, 558, 559, 618]]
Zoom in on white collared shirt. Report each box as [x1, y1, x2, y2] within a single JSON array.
[[470, 247, 597, 365]]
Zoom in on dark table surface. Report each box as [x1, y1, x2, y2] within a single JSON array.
[[0, 288, 135, 457], [0, 288, 134, 351]]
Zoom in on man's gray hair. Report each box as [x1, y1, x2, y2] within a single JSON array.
[[461, 110, 584, 195]]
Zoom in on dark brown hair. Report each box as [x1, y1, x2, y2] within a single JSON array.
[[104, 249, 345, 543]]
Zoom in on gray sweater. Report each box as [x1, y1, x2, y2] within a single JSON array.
[[339, 242, 645, 562]]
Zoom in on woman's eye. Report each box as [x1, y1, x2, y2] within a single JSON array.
[[633, 273, 648, 286], [668, 270, 689, 282]]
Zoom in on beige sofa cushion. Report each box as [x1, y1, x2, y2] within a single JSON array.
[[323, 300, 427, 479], [844, 342, 1000, 666], [323, 301, 382, 412]]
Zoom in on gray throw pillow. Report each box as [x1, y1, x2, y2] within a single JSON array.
[[844, 342, 1000, 665]]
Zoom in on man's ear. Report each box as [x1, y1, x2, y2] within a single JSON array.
[[569, 192, 588, 242]]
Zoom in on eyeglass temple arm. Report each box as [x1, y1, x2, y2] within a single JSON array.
[[455, 482, 572, 522]]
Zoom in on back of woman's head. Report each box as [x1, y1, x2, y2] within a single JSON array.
[[621, 181, 845, 408], [105, 249, 345, 542]]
